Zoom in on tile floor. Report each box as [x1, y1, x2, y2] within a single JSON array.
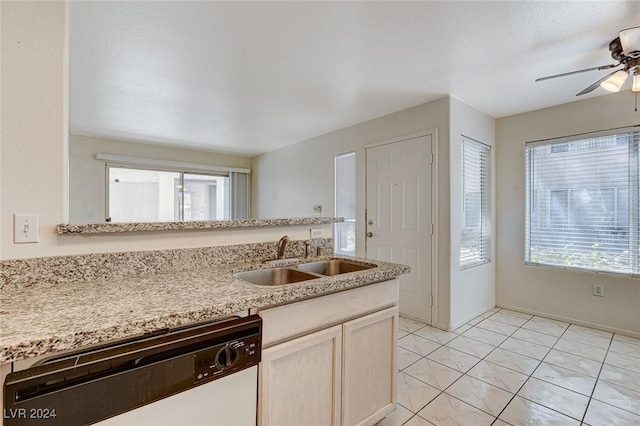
[[379, 307, 640, 426]]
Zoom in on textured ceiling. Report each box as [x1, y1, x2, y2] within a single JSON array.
[[69, 1, 640, 156]]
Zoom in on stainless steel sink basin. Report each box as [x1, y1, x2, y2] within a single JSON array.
[[295, 259, 376, 276], [233, 268, 320, 286]]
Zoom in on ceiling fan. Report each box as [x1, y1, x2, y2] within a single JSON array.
[[536, 26, 640, 97]]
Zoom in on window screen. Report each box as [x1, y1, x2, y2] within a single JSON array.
[[525, 128, 640, 276], [335, 152, 356, 256], [461, 137, 491, 269]]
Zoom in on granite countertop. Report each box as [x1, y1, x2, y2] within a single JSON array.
[[0, 257, 409, 364]]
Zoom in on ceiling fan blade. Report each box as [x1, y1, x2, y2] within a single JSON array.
[[575, 69, 620, 96], [535, 64, 617, 82]]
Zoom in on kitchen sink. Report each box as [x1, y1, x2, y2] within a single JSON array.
[[295, 259, 376, 276], [233, 268, 320, 286]]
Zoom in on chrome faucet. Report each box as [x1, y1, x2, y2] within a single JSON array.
[[277, 235, 290, 259]]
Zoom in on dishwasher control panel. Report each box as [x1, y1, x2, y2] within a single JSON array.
[[194, 334, 261, 383]]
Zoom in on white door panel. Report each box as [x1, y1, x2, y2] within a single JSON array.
[[366, 135, 433, 323]]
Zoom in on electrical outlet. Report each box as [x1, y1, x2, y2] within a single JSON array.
[[310, 228, 323, 239], [593, 284, 604, 297]]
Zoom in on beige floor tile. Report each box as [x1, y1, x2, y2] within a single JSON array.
[[445, 375, 513, 417], [476, 318, 519, 336], [400, 317, 429, 333], [418, 393, 495, 426], [605, 351, 640, 374], [467, 360, 528, 393], [490, 313, 529, 327], [553, 338, 608, 362], [544, 349, 602, 378], [404, 358, 463, 391], [462, 327, 508, 347], [512, 328, 559, 348], [517, 377, 589, 420], [599, 363, 640, 393], [499, 396, 580, 426], [499, 337, 550, 360], [609, 339, 640, 359], [414, 325, 458, 345], [404, 415, 434, 426], [445, 336, 495, 358], [583, 399, 640, 426], [397, 371, 440, 413], [377, 404, 414, 426], [399, 334, 441, 357], [426, 346, 481, 373], [561, 329, 611, 350], [532, 362, 596, 396], [485, 347, 540, 375], [592, 380, 640, 416], [398, 347, 423, 371]]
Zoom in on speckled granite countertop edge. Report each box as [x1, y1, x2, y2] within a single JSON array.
[[0, 257, 409, 364]]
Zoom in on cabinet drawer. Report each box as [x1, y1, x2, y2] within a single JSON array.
[[259, 279, 398, 347]]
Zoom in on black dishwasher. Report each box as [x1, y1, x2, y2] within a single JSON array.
[[3, 315, 262, 425]]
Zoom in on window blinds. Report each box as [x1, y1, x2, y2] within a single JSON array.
[[335, 152, 356, 256], [525, 128, 640, 276], [461, 137, 491, 269]]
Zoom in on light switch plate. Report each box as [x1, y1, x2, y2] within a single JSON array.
[[14, 214, 39, 243]]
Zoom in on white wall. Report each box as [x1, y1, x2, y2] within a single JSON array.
[[448, 97, 496, 329], [496, 90, 640, 336], [0, 1, 327, 260], [69, 134, 251, 223], [1, 1, 68, 260], [252, 97, 453, 327]]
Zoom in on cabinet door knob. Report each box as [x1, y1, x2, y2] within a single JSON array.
[[367, 232, 373, 238], [367, 219, 373, 225]]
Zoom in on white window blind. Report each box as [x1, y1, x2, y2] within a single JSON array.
[[461, 137, 491, 269], [525, 128, 640, 276], [335, 152, 356, 256]]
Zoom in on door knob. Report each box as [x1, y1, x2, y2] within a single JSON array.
[[367, 232, 373, 238]]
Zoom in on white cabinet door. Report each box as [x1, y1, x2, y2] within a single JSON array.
[[258, 325, 342, 426], [342, 307, 398, 426]]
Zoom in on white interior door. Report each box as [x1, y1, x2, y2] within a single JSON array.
[[365, 134, 433, 323]]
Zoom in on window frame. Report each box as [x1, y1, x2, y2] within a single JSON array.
[[105, 163, 233, 223], [524, 126, 640, 277], [460, 136, 492, 270], [334, 151, 356, 257]]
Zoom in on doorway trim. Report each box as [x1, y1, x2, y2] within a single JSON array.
[[364, 128, 439, 326]]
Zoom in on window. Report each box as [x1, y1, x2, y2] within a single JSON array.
[[107, 164, 249, 223], [335, 152, 356, 256], [525, 128, 640, 276], [460, 137, 491, 269]]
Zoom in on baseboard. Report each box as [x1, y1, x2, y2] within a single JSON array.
[[497, 303, 640, 339], [438, 303, 496, 332]]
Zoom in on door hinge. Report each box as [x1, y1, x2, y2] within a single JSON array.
[[430, 152, 434, 164], [430, 223, 434, 235], [430, 295, 433, 306]]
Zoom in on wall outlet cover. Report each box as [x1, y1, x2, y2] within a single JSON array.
[[593, 284, 604, 297], [310, 228, 323, 239]]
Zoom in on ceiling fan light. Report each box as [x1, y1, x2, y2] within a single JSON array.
[[633, 74, 640, 92], [600, 70, 628, 92], [619, 26, 640, 55]]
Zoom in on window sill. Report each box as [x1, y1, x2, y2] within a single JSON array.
[[524, 261, 639, 279]]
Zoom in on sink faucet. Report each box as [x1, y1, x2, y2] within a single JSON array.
[[277, 235, 290, 259]]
